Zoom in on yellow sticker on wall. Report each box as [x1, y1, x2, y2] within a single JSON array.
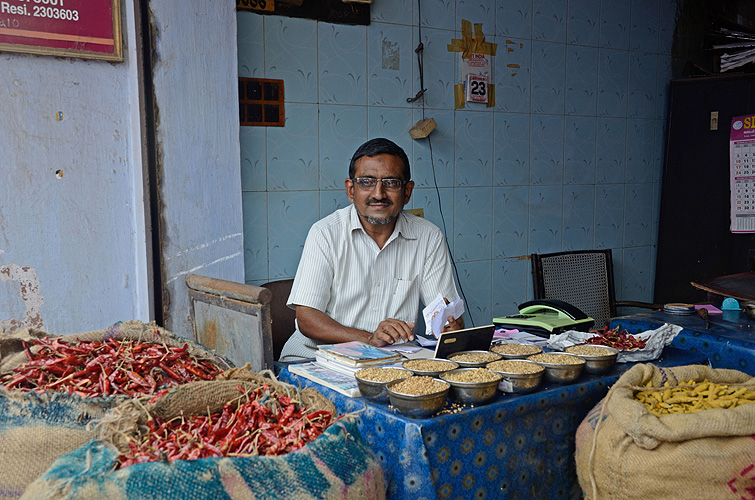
[[237, 0, 274, 12]]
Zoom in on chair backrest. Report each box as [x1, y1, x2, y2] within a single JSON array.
[[261, 279, 296, 361], [531, 250, 617, 330]]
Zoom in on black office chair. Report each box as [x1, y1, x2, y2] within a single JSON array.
[[531, 249, 661, 330], [260, 279, 296, 361]]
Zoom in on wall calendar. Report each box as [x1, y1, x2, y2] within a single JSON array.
[[729, 114, 755, 233]]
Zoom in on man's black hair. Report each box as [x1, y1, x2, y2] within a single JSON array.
[[348, 138, 411, 181]]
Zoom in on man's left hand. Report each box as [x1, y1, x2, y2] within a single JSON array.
[[441, 315, 464, 332], [440, 297, 464, 333]]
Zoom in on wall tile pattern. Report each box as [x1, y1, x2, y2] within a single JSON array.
[[239, 0, 677, 326]]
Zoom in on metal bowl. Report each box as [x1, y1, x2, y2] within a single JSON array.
[[486, 359, 545, 394], [527, 353, 585, 385], [490, 342, 544, 360], [401, 358, 459, 377], [564, 345, 618, 375], [447, 350, 503, 368], [742, 301, 755, 320], [386, 378, 450, 418], [354, 368, 413, 403], [439, 368, 502, 405]]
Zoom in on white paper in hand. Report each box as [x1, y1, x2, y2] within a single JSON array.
[[422, 294, 465, 338]]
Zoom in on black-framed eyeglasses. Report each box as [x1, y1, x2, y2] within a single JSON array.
[[351, 177, 408, 191]]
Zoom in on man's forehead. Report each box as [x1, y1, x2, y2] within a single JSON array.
[[354, 154, 404, 177]]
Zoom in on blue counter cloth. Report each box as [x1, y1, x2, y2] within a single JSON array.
[[278, 347, 707, 500], [610, 310, 755, 375]]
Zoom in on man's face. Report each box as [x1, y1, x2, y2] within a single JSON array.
[[346, 154, 414, 227]]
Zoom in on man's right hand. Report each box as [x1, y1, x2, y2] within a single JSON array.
[[297, 305, 416, 348], [368, 319, 416, 347]]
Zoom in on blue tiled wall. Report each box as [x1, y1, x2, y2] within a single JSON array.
[[239, 0, 677, 327]]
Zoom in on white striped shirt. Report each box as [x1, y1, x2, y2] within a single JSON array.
[[279, 205, 459, 361]]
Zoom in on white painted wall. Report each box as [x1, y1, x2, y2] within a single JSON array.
[[0, 0, 244, 339], [142, 0, 244, 337], [0, 1, 147, 334]]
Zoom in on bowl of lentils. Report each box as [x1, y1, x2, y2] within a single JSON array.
[[447, 350, 503, 368], [354, 367, 413, 403], [486, 359, 545, 394], [490, 342, 543, 360], [402, 358, 459, 377], [527, 353, 585, 384], [386, 376, 450, 418], [439, 368, 502, 404], [564, 344, 618, 375]]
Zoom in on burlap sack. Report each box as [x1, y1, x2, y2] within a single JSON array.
[[0, 321, 232, 500], [0, 389, 120, 500], [575, 364, 755, 500], [21, 370, 385, 500]]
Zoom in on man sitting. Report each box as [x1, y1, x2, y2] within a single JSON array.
[[279, 138, 463, 361]]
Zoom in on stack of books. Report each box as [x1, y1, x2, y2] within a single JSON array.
[[288, 341, 402, 397], [315, 341, 401, 374]]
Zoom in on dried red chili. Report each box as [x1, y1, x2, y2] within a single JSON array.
[[117, 385, 333, 467], [584, 325, 646, 350], [0, 337, 222, 398]]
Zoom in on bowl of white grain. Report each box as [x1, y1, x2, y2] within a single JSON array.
[[385, 376, 450, 418], [447, 350, 502, 368], [527, 353, 585, 384], [486, 359, 545, 394], [402, 358, 459, 377], [564, 344, 618, 375], [490, 342, 543, 360], [355, 367, 413, 403]]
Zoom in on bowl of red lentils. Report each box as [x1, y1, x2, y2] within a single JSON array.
[[386, 376, 450, 418], [354, 367, 413, 403]]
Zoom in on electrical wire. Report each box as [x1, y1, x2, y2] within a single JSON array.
[[409, 0, 473, 326], [426, 134, 474, 327], [407, 0, 426, 103]]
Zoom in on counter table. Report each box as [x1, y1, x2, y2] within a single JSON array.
[[278, 347, 708, 500], [610, 310, 755, 374]]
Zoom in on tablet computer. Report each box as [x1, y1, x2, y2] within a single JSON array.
[[433, 324, 495, 359]]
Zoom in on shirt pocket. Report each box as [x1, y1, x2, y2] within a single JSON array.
[[389, 276, 420, 322]]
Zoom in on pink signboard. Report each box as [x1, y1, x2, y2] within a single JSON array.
[[0, 0, 122, 61]]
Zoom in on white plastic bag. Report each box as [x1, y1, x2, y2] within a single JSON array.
[[546, 323, 682, 363]]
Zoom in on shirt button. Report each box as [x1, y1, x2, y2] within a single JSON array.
[[376, 282, 381, 287], [372, 307, 377, 312]]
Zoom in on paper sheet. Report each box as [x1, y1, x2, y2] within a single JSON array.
[[422, 294, 465, 338], [493, 328, 548, 346], [546, 324, 682, 363]]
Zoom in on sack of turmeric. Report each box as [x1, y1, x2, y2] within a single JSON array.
[[575, 363, 755, 500]]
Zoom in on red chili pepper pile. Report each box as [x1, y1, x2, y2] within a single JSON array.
[[584, 325, 646, 350], [118, 384, 332, 467], [0, 337, 221, 398]]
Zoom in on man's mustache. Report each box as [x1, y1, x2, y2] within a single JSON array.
[[366, 198, 393, 206]]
